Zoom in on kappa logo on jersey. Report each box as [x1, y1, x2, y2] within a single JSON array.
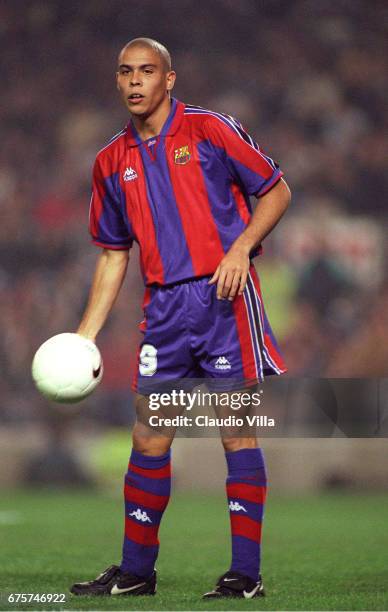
[[229, 501, 247, 512], [174, 145, 191, 165], [123, 167, 138, 182], [215, 356, 231, 370], [129, 508, 152, 523]]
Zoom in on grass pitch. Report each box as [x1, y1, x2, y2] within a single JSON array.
[[0, 490, 387, 611]]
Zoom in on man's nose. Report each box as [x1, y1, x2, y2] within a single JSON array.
[[130, 70, 141, 86]]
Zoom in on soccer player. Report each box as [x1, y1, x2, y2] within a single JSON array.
[[70, 37, 290, 599]]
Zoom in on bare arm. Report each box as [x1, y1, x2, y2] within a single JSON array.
[[77, 248, 129, 341], [209, 178, 291, 299]]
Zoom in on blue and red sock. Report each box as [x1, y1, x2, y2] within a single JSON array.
[[225, 447, 267, 581], [120, 449, 171, 578]]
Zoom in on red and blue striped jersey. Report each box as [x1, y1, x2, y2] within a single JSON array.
[[89, 98, 283, 286]]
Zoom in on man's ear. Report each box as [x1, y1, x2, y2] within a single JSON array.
[[166, 71, 176, 91]]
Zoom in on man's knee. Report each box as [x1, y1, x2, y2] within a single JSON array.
[[132, 421, 173, 456], [221, 437, 258, 453]]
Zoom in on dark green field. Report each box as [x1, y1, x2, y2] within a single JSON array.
[[1, 490, 387, 611]]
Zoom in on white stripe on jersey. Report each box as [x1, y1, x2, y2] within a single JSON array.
[[184, 106, 277, 170], [88, 191, 94, 228], [96, 128, 126, 156]]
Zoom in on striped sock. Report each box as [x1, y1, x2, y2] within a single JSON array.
[[120, 449, 171, 578], [225, 448, 267, 581]]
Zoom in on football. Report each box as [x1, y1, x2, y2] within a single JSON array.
[[31, 333, 103, 403]]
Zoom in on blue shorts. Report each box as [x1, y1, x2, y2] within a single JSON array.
[[132, 265, 287, 394]]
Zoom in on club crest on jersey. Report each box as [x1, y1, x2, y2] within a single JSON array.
[[174, 145, 191, 165]]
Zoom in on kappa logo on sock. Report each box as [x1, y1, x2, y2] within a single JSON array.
[[129, 508, 152, 523], [229, 500, 247, 512]]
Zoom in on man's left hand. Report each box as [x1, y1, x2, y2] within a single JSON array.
[[208, 245, 250, 300]]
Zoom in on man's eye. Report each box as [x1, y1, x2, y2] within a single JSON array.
[[144, 69, 153, 74]]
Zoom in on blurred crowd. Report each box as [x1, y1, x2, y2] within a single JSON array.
[[1, 0, 387, 424]]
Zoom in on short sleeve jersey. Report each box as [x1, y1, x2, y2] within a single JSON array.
[[89, 98, 283, 286]]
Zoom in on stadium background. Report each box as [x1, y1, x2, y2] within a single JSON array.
[[0, 1, 387, 610]]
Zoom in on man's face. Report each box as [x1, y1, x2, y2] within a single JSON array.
[[116, 45, 175, 118]]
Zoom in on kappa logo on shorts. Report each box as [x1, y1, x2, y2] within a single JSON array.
[[214, 356, 231, 370], [123, 167, 138, 181]]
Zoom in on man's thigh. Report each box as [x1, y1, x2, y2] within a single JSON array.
[[197, 266, 287, 386], [133, 392, 185, 452], [133, 284, 200, 394], [211, 385, 260, 444]]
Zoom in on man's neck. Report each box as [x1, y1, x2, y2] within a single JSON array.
[[131, 96, 172, 141]]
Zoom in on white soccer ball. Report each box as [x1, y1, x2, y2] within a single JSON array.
[[32, 333, 103, 403]]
